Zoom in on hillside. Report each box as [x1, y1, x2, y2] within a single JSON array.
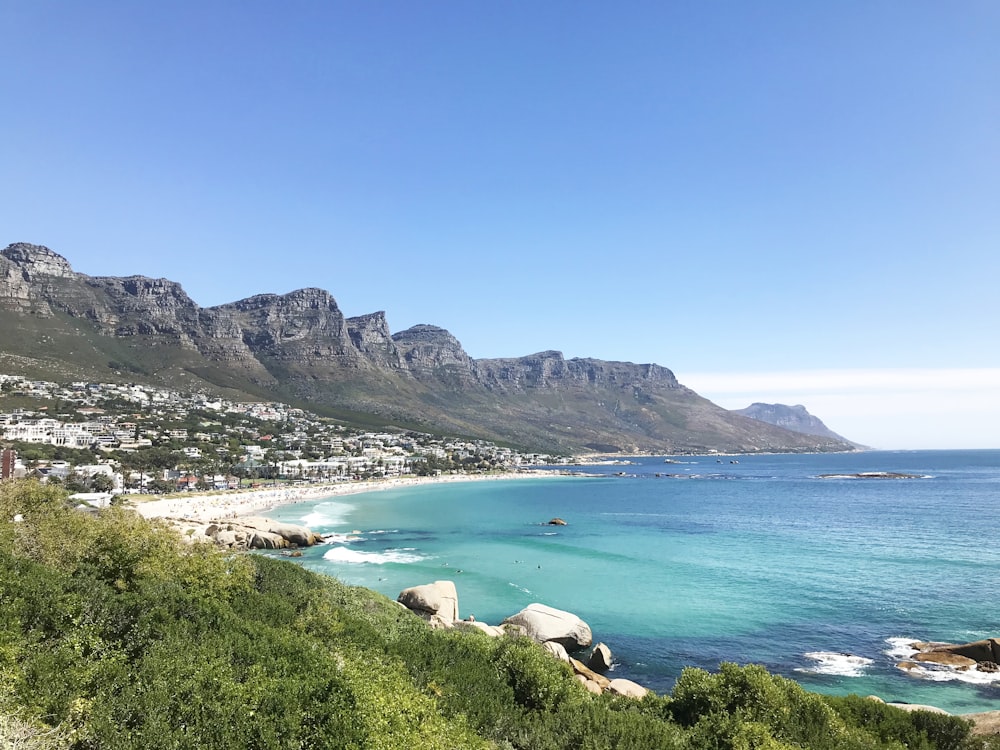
[[0, 242, 855, 454]]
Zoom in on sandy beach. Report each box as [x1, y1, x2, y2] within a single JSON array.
[[130, 471, 563, 522]]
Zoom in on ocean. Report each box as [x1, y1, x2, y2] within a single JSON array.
[[265, 449, 1000, 714]]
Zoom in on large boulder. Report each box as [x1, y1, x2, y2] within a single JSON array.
[[608, 678, 649, 699], [502, 603, 592, 650], [587, 642, 613, 673], [397, 581, 459, 623]]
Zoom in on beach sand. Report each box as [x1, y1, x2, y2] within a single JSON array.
[[130, 471, 559, 522]]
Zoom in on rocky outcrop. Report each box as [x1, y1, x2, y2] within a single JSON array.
[[925, 639, 1000, 664], [896, 638, 1000, 676], [347, 312, 401, 369], [236, 517, 323, 547], [397, 581, 460, 623], [161, 516, 322, 550], [392, 324, 478, 387], [1, 242, 75, 279], [502, 603, 592, 650]]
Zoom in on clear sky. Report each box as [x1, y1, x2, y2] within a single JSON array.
[[3, 2, 998, 449]]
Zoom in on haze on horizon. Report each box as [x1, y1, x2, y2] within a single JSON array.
[[2, 2, 998, 450]]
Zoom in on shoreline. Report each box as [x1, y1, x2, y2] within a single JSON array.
[[130, 469, 574, 522]]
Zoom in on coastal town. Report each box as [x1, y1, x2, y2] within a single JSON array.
[[0, 373, 564, 497]]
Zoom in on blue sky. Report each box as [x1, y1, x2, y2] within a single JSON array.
[[3, 2, 998, 449]]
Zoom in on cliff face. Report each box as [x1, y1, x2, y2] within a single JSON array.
[[0, 242, 857, 453]]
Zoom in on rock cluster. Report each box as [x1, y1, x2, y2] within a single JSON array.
[[396, 583, 649, 699], [897, 638, 1000, 675], [166, 515, 322, 551]]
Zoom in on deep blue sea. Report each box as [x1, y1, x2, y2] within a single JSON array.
[[266, 450, 1000, 714]]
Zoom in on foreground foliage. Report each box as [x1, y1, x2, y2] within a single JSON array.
[[0, 480, 978, 749]]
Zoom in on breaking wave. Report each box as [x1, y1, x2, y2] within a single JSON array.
[[322, 546, 425, 565]]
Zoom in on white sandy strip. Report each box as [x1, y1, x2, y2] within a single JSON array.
[[130, 471, 564, 522]]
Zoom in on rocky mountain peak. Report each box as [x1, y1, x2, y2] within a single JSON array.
[[734, 402, 859, 445], [392, 324, 461, 346], [392, 324, 473, 378], [1, 243, 75, 279]]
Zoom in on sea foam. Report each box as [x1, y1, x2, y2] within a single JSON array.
[[798, 652, 874, 677], [300, 501, 355, 528]]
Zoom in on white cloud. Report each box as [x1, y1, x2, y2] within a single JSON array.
[[678, 368, 1000, 450]]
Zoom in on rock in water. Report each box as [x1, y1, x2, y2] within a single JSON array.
[[587, 642, 613, 673], [397, 581, 459, 623], [502, 603, 592, 650]]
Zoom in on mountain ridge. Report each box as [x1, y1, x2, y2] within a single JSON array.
[[734, 402, 863, 447], [0, 242, 856, 454]]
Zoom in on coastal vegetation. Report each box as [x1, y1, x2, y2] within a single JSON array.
[[0, 479, 987, 749]]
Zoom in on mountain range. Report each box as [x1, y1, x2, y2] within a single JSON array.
[[0, 242, 856, 454]]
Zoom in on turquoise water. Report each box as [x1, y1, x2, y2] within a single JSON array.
[[266, 450, 1000, 714]]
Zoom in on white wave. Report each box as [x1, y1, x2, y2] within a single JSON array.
[[884, 637, 920, 660], [507, 582, 531, 594], [542, 532, 558, 536], [323, 546, 425, 565], [322, 533, 364, 544], [300, 501, 355, 528], [798, 651, 874, 677]]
